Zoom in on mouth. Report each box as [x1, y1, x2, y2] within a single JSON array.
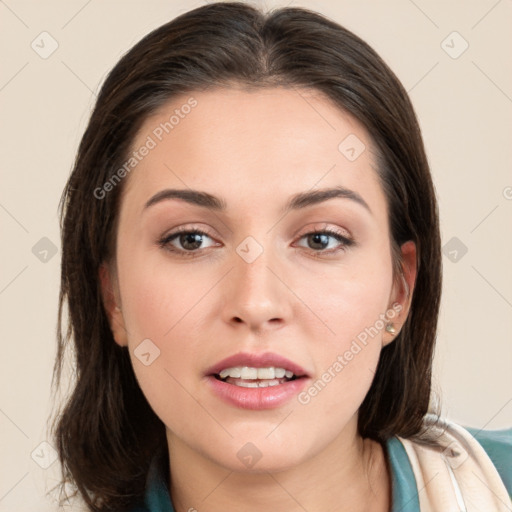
[[212, 366, 303, 388], [204, 352, 310, 410]]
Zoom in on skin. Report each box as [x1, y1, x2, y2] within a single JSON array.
[[100, 87, 417, 512]]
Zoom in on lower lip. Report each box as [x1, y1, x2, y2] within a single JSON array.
[[205, 375, 310, 410]]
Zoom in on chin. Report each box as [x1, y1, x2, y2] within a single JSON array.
[[201, 437, 309, 475], [222, 452, 304, 474]]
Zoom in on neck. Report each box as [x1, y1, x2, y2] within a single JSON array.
[[166, 421, 391, 512]]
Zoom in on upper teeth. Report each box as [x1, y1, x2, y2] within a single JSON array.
[[219, 366, 294, 380]]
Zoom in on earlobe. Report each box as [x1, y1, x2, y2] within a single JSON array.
[[98, 262, 128, 347], [383, 241, 417, 346]]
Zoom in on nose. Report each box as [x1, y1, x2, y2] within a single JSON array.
[[221, 245, 292, 332]]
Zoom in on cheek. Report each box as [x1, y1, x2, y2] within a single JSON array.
[[118, 245, 211, 340], [300, 251, 393, 346], [294, 256, 393, 408], [116, 247, 204, 370], [117, 255, 211, 437]]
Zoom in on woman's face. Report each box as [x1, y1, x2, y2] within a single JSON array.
[[103, 87, 415, 472]]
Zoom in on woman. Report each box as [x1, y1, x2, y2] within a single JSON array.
[[51, 2, 512, 511]]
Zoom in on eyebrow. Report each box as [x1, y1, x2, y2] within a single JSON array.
[[143, 185, 371, 215]]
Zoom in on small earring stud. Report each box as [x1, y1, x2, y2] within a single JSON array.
[[385, 323, 396, 335]]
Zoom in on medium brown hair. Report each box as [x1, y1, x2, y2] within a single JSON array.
[[51, 2, 441, 509]]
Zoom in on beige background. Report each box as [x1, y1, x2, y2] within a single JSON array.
[[1, 0, 511, 509]]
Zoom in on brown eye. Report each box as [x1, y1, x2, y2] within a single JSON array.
[[296, 229, 354, 253], [306, 233, 331, 250], [177, 232, 205, 251], [158, 229, 218, 255]]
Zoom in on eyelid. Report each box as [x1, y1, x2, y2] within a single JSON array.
[[294, 222, 352, 238], [160, 224, 218, 240]]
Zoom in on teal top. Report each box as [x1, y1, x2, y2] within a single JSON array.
[[131, 427, 512, 511]]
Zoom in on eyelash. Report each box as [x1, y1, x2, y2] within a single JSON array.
[[157, 226, 355, 259]]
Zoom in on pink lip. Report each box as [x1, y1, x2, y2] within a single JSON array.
[[204, 351, 309, 378], [205, 375, 310, 410], [204, 351, 311, 410]]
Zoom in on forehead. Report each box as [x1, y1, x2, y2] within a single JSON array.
[[121, 86, 385, 215]]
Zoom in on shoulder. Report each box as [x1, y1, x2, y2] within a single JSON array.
[[395, 415, 512, 509], [464, 424, 512, 495]]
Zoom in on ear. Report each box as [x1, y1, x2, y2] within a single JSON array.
[[383, 240, 417, 346], [99, 262, 128, 347]]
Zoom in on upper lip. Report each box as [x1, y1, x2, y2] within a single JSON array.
[[205, 352, 309, 377]]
